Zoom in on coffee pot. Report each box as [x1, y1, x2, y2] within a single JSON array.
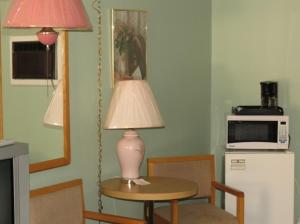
[[260, 81, 278, 107]]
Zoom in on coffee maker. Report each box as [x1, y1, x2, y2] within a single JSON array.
[[260, 81, 278, 108], [232, 81, 283, 115]]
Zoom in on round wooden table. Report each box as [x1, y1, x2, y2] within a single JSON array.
[[101, 176, 198, 224]]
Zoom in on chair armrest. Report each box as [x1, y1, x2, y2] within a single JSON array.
[[84, 210, 146, 224], [212, 181, 244, 198], [211, 181, 244, 224]]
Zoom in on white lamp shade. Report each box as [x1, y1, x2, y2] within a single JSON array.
[[104, 80, 164, 129], [43, 80, 63, 127]]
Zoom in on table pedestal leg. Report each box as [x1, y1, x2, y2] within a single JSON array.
[[144, 201, 154, 224], [171, 200, 179, 224]]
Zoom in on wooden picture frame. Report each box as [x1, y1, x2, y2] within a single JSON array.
[[111, 9, 147, 85]]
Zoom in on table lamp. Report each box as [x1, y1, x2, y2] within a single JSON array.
[[104, 80, 164, 181]]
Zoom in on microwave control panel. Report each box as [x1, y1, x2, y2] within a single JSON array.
[[278, 121, 288, 144]]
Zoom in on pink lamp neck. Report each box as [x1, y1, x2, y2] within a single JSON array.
[[37, 28, 59, 46]]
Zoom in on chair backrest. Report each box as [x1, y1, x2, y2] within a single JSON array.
[[147, 155, 215, 198], [30, 179, 85, 224]]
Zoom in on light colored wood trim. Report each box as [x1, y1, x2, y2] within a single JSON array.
[[170, 200, 179, 224], [210, 155, 216, 182], [237, 195, 244, 224], [30, 178, 145, 224], [0, 25, 3, 140], [30, 179, 85, 224], [147, 155, 244, 224], [212, 181, 244, 197], [147, 163, 155, 176], [79, 176, 86, 224], [84, 211, 146, 224], [154, 214, 169, 224], [148, 154, 216, 203], [101, 176, 197, 201], [30, 179, 82, 198], [210, 184, 215, 205], [210, 155, 216, 205], [62, 32, 71, 166], [29, 31, 70, 173], [147, 154, 214, 176], [101, 177, 196, 224], [30, 157, 70, 173], [212, 181, 244, 224], [148, 154, 214, 164]]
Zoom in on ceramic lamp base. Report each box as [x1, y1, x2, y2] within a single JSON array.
[[117, 129, 145, 180]]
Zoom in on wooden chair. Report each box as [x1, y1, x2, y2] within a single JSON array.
[[30, 179, 146, 224], [147, 155, 244, 224]]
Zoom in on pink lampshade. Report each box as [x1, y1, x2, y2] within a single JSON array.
[[3, 0, 92, 29], [3, 0, 91, 45]]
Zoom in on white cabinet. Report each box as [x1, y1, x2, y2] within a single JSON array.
[[225, 151, 294, 224]]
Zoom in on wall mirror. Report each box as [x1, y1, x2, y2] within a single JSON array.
[[0, 30, 70, 173]]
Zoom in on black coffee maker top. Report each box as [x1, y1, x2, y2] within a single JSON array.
[[260, 81, 278, 107], [260, 81, 278, 97]]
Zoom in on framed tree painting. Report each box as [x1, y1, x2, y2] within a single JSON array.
[[111, 9, 147, 85]]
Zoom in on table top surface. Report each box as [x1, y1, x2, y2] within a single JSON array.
[[100, 176, 198, 201]]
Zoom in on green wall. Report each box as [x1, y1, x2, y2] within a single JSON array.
[[212, 0, 300, 221], [3, 0, 299, 221], [1, 0, 211, 220]]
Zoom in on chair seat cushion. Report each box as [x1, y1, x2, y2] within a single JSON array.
[[154, 203, 238, 224]]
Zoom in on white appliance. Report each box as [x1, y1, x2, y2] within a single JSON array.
[[225, 150, 294, 224], [226, 115, 289, 150]]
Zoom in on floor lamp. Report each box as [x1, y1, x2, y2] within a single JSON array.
[[3, 0, 91, 126]]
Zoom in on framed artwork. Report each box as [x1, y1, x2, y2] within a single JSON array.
[[9, 33, 65, 85], [111, 9, 147, 85]]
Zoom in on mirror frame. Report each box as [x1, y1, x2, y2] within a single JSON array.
[[29, 31, 70, 173], [0, 31, 70, 173], [0, 29, 3, 140]]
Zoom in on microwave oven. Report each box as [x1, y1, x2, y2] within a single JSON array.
[[226, 115, 289, 150]]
